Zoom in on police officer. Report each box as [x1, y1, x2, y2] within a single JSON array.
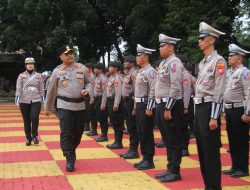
[[120, 55, 139, 159], [223, 44, 250, 178], [154, 34, 184, 182], [93, 63, 109, 142], [43, 71, 52, 98], [106, 61, 124, 149], [45, 45, 90, 172], [85, 63, 98, 136], [16, 57, 44, 146], [177, 55, 193, 157], [242, 91, 250, 123], [133, 44, 156, 170], [153, 59, 166, 149], [194, 22, 227, 190]]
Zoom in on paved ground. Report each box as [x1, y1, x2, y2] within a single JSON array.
[[0, 104, 249, 190]]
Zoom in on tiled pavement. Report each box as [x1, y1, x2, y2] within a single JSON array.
[[0, 104, 249, 190]]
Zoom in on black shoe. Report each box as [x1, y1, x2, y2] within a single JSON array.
[[106, 142, 123, 149], [133, 160, 146, 168], [223, 168, 236, 175], [86, 130, 98, 136], [26, 139, 32, 146], [154, 125, 158, 129], [160, 173, 181, 182], [231, 170, 249, 178], [84, 124, 90, 131], [120, 151, 129, 157], [122, 151, 140, 159], [136, 160, 155, 170], [66, 160, 75, 172], [33, 137, 39, 145], [95, 136, 108, 142], [155, 170, 171, 179], [189, 133, 195, 139], [123, 129, 129, 135], [155, 140, 165, 148], [182, 149, 190, 157]]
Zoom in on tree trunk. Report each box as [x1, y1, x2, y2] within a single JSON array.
[[114, 42, 123, 62]]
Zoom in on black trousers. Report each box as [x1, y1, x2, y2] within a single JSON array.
[[195, 102, 221, 190], [155, 103, 168, 147], [225, 107, 249, 173], [123, 97, 139, 151], [107, 98, 123, 143], [182, 99, 195, 150], [94, 96, 109, 136], [19, 102, 42, 140], [165, 99, 184, 174], [136, 103, 155, 161], [188, 98, 195, 134], [85, 96, 97, 131], [56, 109, 86, 160]]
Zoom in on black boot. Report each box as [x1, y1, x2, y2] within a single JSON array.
[[33, 137, 39, 145], [106, 142, 123, 149], [66, 160, 75, 172], [86, 130, 98, 136], [95, 135, 108, 142], [155, 140, 165, 148], [182, 149, 190, 157], [136, 160, 155, 170], [66, 155, 75, 172], [26, 138, 32, 146], [122, 150, 140, 159], [84, 123, 90, 131]]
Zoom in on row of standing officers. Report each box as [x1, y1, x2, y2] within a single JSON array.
[[15, 21, 250, 190]]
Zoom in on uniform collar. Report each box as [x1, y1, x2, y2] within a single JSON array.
[[25, 70, 35, 75], [204, 50, 218, 62], [166, 53, 176, 61]]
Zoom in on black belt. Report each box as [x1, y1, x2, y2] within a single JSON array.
[[57, 96, 85, 103], [94, 96, 102, 100], [107, 97, 114, 101], [122, 94, 133, 100]]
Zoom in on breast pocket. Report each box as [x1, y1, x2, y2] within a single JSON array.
[[59, 75, 69, 87], [22, 77, 28, 85], [76, 72, 84, 84], [202, 74, 214, 85]]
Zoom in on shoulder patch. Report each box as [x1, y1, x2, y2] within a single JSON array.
[[243, 70, 250, 81], [114, 79, 119, 87], [183, 79, 189, 86], [170, 62, 177, 73], [148, 69, 156, 79], [216, 62, 225, 75]]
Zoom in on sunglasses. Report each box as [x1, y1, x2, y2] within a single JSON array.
[[198, 37, 206, 41]]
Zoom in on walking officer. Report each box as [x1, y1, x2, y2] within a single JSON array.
[[106, 61, 124, 149], [15, 57, 44, 146], [93, 63, 109, 142], [154, 34, 184, 182], [223, 44, 250, 178], [120, 55, 140, 159], [133, 44, 156, 170], [194, 22, 227, 190], [45, 45, 90, 172]]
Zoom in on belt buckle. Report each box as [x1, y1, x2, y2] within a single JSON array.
[[224, 104, 232, 109], [193, 97, 202, 104], [155, 98, 161, 104]]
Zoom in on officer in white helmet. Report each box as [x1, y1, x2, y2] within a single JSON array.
[[223, 43, 250, 178], [15, 57, 44, 146], [194, 22, 227, 190]]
